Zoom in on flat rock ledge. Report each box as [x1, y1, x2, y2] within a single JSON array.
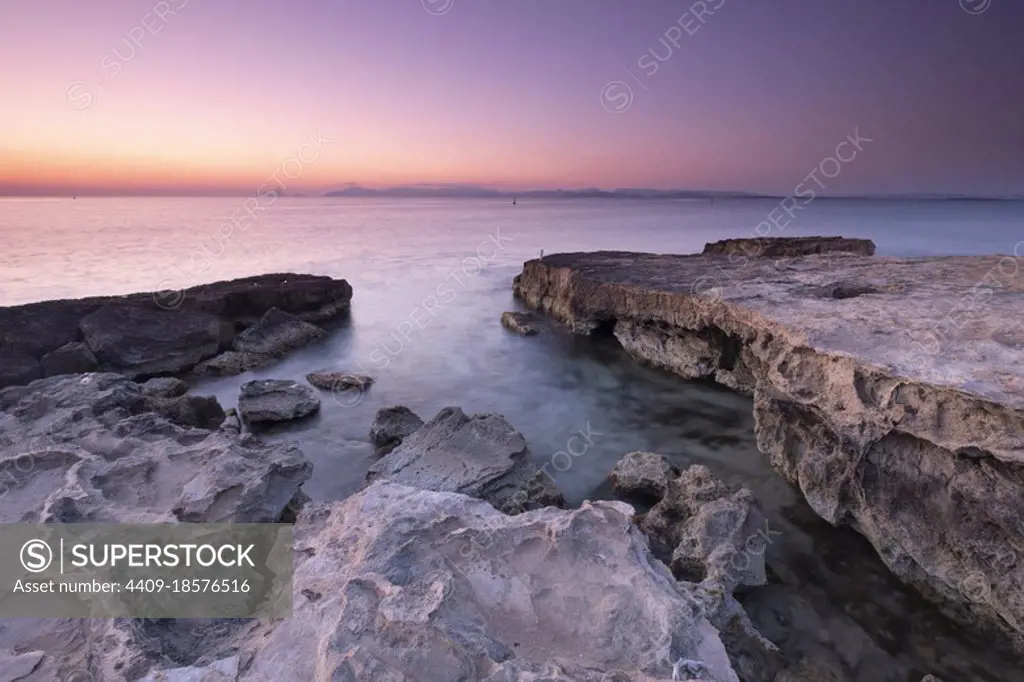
[[0, 273, 352, 387], [513, 242, 1024, 659]]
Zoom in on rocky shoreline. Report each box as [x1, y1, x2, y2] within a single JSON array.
[[512, 239, 1024, 660]]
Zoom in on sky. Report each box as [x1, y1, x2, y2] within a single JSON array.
[[0, 0, 1022, 197]]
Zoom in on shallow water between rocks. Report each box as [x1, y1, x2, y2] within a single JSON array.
[[5, 196, 1024, 680]]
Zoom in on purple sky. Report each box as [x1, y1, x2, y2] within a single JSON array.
[[1, 0, 1022, 195]]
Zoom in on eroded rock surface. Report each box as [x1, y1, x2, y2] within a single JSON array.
[[500, 311, 540, 336], [609, 450, 680, 503], [366, 407, 564, 513], [702, 236, 876, 258], [306, 371, 374, 392], [227, 482, 743, 681], [368, 405, 424, 455], [40, 341, 98, 377], [238, 379, 321, 424], [513, 244, 1024, 657], [233, 307, 327, 357]]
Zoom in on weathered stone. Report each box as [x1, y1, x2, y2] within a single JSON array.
[[609, 451, 680, 502], [238, 379, 320, 424], [233, 307, 327, 357], [368, 405, 424, 454], [636, 464, 767, 592], [140, 655, 239, 682], [220, 408, 241, 434], [192, 351, 274, 377], [147, 394, 226, 430], [139, 376, 189, 398], [80, 306, 226, 378], [0, 348, 41, 387], [500, 310, 540, 335], [366, 407, 564, 513], [702, 236, 876, 258], [0, 649, 44, 680], [512, 246, 1024, 656], [0, 373, 311, 525], [229, 483, 743, 682], [305, 371, 374, 392], [40, 341, 98, 376]]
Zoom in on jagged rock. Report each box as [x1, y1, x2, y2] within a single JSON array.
[[146, 394, 226, 430], [139, 377, 189, 398], [233, 307, 327, 357], [513, 246, 1024, 656], [702, 236, 875, 258], [0, 348, 41, 387], [220, 408, 241, 434], [368, 405, 423, 454], [305, 371, 374, 392], [609, 451, 680, 503], [0, 373, 311, 525], [140, 655, 239, 681], [500, 311, 540, 335], [0, 273, 353, 388], [40, 341, 98, 376], [80, 306, 226, 378], [636, 464, 767, 592], [227, 483, 743, 681], [238, 379, 320, 424], [192, 350, 274, 377], [366, 407, 564, 513]]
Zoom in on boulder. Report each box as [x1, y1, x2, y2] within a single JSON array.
[[220, 407, 242, 434], [368, 405, 424, 455], [305, 371, 374, 392], [233, 307, 327, 357], [0, 348, 41, 387], [631, 462, 767, 592], [231, 482, 743, 681], [366, 407, 563, 513], [138, 377, 189, 398], [80, 306, 226, 377], [500, 310, 540, 335], [609, 451, 680, 503], [146, 394, 226, 430], [39, 341, 98, 376], [192, 351, 274, 377], [238, 379, 320, 424]]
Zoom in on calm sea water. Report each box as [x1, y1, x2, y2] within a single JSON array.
[[2, 196, 1023, 680]]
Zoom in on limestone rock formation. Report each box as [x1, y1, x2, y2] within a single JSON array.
[[0, 273, 352, 388], [366, 407, 564, 513], [229, 482, 742, 682], [238, 379, 321, 424], [609, 450, 681, 503], [368, 405, 424, 454], [233, 307, 327, 357], [500, 310, 540, 335], [702, 236, 875, 258], [512, 243, 1024, 657]]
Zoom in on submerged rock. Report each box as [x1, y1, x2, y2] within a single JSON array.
[[305, 371, 374, 392], [233, 307, 327, 357], [368, 405, 423, 454], [40, 341, 98, 376], [500, 310, 540, 335], [231, 482, 743, 681], [366, 406, 564, 513], [238, 379, 320, 424], [514, 245, 1024, 656]]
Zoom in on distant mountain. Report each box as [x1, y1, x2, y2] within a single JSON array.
[[323, 184, 769, 200]]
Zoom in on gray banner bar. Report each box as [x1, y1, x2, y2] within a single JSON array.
[[0, 524, 292, 618]]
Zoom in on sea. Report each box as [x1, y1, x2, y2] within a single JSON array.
[[1, 196, 1022, 680]]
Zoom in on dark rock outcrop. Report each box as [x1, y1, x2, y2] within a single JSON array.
[[305, 371, 374, 392], [238, 379, 321, 424], [138, 376, 189, 398], [146, 393, 226, 430], [368, 405, 424, 455], [513, 244, 1024, 658], [192, 350, 274, 377], [232, 307, 327, 357], [40, 341, 98, 376], [0, 273, 352, 388], [366, 406, 564, 513], [702, 236, 876, 258]]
